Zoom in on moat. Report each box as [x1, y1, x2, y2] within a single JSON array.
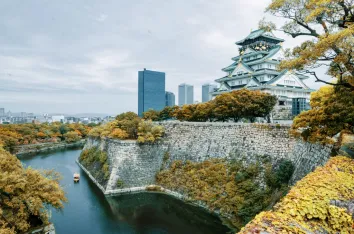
[[19, 149, 231, 234]]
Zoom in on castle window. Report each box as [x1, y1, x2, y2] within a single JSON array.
[[268, 64, 272, 69], [238, 80, 243, 85], [237, 71, 243, 75], [259, 76, 264, 82], [257, 64, 262, 69]]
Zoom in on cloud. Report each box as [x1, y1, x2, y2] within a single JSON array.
[[96, 14, 108, 22], [0, 0, 327, 114]]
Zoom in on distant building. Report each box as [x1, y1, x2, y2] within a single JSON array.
[[0, 108, 5, 117], [292, 98, 310, 116], [202, 84, 217, 102], [52, 115, 65, 123], [138, 69, 166, 116], [165, 91, 175, 107], [178, 83, 194, 106]]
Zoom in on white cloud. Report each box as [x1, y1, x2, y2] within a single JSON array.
[[96, 14, 108, 22]]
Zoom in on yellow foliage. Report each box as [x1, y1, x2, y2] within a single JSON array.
[[156, 159, 291, 230], [239, 156, 354, 233], [0, 148, 67, 233], [108, 128, 129, 139]]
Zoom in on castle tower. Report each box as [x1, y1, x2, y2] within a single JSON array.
[[212, 29, 315, 120]]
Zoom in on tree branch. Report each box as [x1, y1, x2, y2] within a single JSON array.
[[302, 70, 354, 90]]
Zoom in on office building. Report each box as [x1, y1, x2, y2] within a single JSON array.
[[292, 98, 310, 116], [202, 84, 217, 102], [0, 108, 4, 117], [138, 69, 166, 116], [165, 91, 175, 107], [178, 83, 194, 106]]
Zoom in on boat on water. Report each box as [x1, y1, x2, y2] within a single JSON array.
[[73, 173, 80, 182]]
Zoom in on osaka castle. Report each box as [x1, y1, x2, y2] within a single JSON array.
[[212, 29, 315, 120]]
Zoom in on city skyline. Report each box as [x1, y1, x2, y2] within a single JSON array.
[[0, 1, 330, 114]]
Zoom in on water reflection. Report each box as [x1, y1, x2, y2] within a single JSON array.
[[106, 193, 230, 234]]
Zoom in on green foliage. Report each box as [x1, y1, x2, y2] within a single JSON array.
[[156, 158, 291, 231], [265, 160, 295, 189], [79, 147, 110, 185], [116, 179, 124, 188]]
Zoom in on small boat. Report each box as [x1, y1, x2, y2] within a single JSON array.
[[73, 173, 80, 182]]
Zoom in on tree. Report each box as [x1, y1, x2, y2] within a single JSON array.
[[109, 128, 129, 139], [212, 93, 235, 122], [159, 106, 175, 120], [0, 148, 67, 234], [263, 0, 354, 90], [291, 85, 354, 143], [142, 109, 161, 121], [115, 112, 138, 121], [137, 120, 165, 143], [63, 131, 81, 143]]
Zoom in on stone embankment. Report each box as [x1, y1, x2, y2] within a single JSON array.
[[16, 140, 86, 156], [79, 122, 332, 195]]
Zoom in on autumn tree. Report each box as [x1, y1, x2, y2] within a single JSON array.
[[142, 109, 161, 121], [63, 131, 82, 143], [0, 148, 67, 234], [291, 85, 354, 143], [137, 120, 165, 143], [263, 0, 354, 90], [159, 106, 175, 120]]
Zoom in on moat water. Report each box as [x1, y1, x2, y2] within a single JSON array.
[[19, 149, 231, 234]]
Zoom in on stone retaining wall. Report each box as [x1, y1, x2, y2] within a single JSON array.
[[82, 122, 333, 194]]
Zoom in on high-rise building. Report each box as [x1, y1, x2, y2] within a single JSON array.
[[138, 69, 166, 116], [202, 84, 217, 102], [212, 29, 315, 120], [292, 98, 310, 116], [165, 91, 175, 107], [0, 108, 4, 117], [178, 83, 194, 106]]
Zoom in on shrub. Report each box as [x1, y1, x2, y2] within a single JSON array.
[[116, 179, 124, 188], [137, 120, 164, 143], [79, 147, 110, 185], [156, 159, 290, 230]]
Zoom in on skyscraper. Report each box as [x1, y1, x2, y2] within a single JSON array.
[[178, 83, 194, 106], [165, 91, 175, 107], [202, 84, 217, 102], [138, 69, 166, 116], [0, 108, 4, 117]]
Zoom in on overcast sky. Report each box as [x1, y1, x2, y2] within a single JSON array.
[[0, 0, 328, 115]]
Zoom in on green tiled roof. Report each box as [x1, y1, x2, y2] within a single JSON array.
[[236, 29, 284, 45]]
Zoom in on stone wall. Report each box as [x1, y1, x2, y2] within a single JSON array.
[[82, 122, 332, 194]]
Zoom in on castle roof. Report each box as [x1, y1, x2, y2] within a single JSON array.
[[235, 29, 284, 46]]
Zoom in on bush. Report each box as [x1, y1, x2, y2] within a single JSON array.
[[137, 120, 164, 143], [116, 179, 124, 188], [156, 159, 290, 230], [79, 147, 110, 185]]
